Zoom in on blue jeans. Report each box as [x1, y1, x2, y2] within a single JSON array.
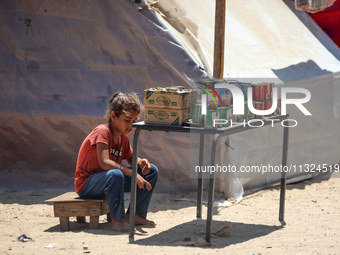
[[78, 164, 158, 221]]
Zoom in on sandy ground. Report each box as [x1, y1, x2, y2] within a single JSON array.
[[0, 172, 339, 255]]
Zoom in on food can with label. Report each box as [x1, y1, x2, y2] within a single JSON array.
[[218, 107, 228, 119], [262, 82, 273, 100], [213, 107, 229, 127], [219, 89, 232, 106], [264, 99, 273, 116], [191, 103, 203, 124], [254, 101, 264, 119], [252, 83, 274, 101], [233, 102, 248, 122], [238, 82, 252, 100], [252, 84, 264, 101], [205, 109, 220, 127], [246, 101, 255, 120], [275, 98, 282, 115]]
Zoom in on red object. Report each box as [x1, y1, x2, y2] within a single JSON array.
[[200, 82, 223, 107], [252, 83, 273, 101], [264, 100, 273, 116], [74, 124, 133, 193], [309, 1, 340, 47], [254, 101, 264, 119], [275, 99, 282, 115], [252, 84, 264, 101]]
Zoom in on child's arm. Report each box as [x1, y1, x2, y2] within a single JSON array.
[[97, 142, 152, 190], [127, 157, 151, 175], [97, 142, 131, 175]]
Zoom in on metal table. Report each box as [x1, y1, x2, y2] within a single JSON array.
[[129, 114, 289, 243]]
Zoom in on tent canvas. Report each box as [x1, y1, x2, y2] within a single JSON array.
[[0, 0, 340, 200]]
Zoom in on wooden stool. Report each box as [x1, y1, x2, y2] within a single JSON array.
[[45, 192, 111, 231]]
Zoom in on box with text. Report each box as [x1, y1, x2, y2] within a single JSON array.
[[144, 107, 190, 126], [144, 89, 195, 109]]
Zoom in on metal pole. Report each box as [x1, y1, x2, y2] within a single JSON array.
[[197, 133, 205, 218], [279, 125, 289, 221], [206, 134, 220, 243], [129, 128, 141, 242]]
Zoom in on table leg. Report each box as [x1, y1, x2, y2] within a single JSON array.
[[279, 125, 289, 221], [206, 134, 220, 243], [129, 128, 141, 242], [59, 216, 70, 231], [197, 133, 204, 219], [89, 216, 99, 229]]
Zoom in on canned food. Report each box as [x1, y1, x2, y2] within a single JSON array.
[[208, 101, 218, 109], [206, 109, 220, 127], [192, 104, 203, 124], [252, 83, 274, 101], [217, 87, 232, 107], [225, 80, 238, 85], [233, 102, 248, 122], [218, 107, 228, 119], [264, 99, 273, 116], [238, 82, 252, 100], [275, 98, 281, 115], [252, 84, 263, 101], [247, 101, 255, 120], [263, 83, 273, 100], [254, 101, 264, 119]]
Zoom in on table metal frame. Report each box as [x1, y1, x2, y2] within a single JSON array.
[[129, 115, 289, 243]]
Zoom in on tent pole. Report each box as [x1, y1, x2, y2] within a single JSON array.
[[213, 0, 226, 79], [205, 0, 226, 244]]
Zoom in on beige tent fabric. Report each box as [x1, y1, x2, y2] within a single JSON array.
[[155, 0, 340, 80]]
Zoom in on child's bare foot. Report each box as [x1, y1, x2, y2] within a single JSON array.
[[126, 214, 156, 226], [111, 219, 129, 232]]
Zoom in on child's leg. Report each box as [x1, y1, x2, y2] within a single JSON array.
[[77, 169, 126, 221], [125, 164, 158, 220]]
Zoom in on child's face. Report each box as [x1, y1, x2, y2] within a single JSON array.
[[111, 110, 139, 136]]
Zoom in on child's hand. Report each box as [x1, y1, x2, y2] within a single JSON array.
[[137, 174, 152, 191], [138, 158, 151, 175]]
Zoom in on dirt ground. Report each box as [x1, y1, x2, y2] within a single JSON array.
[[0, 172, 339, 255]]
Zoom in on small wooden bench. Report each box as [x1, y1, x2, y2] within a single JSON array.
[[45, 192, 111, 231]]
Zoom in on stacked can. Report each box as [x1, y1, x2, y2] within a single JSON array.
[[238, 82, 252, 100], [231, 82, 252, 122], [192, 79, 234, 127], [192, 103, 203, 124], [275, 97, 281, 115], [252, 82, 274, 119], [252, 82, 273, 101]]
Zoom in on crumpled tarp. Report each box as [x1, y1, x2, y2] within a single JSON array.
[[0, 0, 205, 192]]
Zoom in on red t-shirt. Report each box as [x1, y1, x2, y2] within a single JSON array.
[[74, 124, 133, 193]]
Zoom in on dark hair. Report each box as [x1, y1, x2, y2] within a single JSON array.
[[105, 92, 143, 123]]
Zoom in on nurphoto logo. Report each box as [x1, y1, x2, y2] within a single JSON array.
[[199, 82, 311, 127]]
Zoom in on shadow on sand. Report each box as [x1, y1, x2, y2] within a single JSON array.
[[44, 218, 284, 248]]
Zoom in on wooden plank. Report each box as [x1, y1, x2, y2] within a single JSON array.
[[45, 192, 106, 203], [101, 200, 110, 214], [89, 216, 99, 229], [213, 0, 226, 79], [59, 216, 70, 231], [54, 201, 102, 217]]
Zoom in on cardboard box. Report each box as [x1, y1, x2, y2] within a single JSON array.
[[144, 89, 195, 109], [144, 107, 190, 126]]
